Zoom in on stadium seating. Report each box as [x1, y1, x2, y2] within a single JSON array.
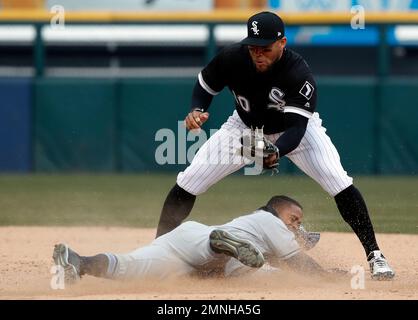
[[1, 0, 44, 9]]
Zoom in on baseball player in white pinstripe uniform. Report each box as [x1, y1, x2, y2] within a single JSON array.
[[156, 11, 394, 280], [53, 196, 331, 284]]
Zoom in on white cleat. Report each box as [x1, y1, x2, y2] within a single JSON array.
[[209, 229, 265, 268], [368, 250, 395, 280]]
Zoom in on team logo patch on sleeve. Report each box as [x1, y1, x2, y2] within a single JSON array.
[[299, 81, 314, 100]]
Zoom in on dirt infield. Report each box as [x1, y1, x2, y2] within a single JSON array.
[[1, 227, 417, 300]]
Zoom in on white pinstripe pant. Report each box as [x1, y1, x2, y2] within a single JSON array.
[[177, 111, 353, 197]]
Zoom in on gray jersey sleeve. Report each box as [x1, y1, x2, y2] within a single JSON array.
[[216, 210, 301, 261], [258, 212, 301, 260]]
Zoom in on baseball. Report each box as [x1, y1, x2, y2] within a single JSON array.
[[256, 140, 265, 149]]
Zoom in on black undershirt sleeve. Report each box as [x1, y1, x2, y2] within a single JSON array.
[[190, 81, 214, 112], [274, 113, 308, 157]]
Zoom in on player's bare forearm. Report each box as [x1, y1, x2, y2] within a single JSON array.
[[282, 252, 327, 276]]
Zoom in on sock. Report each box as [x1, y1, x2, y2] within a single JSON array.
[[334, 185, 379, 257], [80, 253, 114, 278], [155, 184, 196, 238]]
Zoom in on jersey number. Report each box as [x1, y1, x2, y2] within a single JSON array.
[[233, 91, 251, 112], [233, 89, 286, 113]]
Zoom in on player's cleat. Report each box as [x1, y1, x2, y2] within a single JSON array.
[[368, 250, 395, 280], [209, 229, 265, 268], [52, 243, 82, 285]]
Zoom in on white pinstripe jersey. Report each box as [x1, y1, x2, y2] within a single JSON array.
[[199, 44, 317, 134]]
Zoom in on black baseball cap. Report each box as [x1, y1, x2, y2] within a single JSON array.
[[241, 11, 285, 47]]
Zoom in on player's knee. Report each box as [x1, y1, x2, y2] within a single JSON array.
[[171, 183, 196, 198], [320, 173, 353, 197], [334, 184, 365, 200], [176, 180, 208, 196], [176, 172, 210, 196], [328, 181, 353, 197]]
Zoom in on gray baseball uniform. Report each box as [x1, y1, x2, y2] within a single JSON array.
[[107, 210, 300, 280]]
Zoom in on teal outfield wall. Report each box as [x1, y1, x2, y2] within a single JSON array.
[[3, 77, 417, 174], [35, 79, 117, 172]]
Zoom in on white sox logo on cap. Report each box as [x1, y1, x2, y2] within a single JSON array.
[[241, 12, 285, 46], [251, 21, 260, 35]]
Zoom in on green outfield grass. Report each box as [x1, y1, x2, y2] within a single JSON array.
[[0, 174, 417, 234]]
